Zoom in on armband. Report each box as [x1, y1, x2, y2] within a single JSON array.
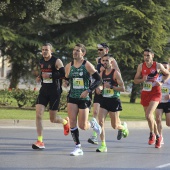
[[89, 72, 101, 91]]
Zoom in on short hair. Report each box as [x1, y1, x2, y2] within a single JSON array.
[[162, 61, 168, 64], [97, 43, 109, 49], [144, 48, 154, 54], [75, 43, 86, 53], [42, 43, 53, 50]]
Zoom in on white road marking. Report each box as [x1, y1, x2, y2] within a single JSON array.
[[156, 163, 170, 168]]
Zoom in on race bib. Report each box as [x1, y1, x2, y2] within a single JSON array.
[[161, 86, 169, 103], [143, 82, 152, 91], [161, 87, 169, 95], [73, 78, 84, 89], [103, 88, 114, 97], [42, 72, 52, 83]]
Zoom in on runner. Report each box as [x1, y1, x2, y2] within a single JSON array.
[[32, 43, 70, 150], [65, 43, 102, 156], [96, 54, 129, 152], [155, 62, 170, 145], [134, 48, 170, 148]]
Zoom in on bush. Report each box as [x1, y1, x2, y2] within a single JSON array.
[[0, 88, 68, 110]]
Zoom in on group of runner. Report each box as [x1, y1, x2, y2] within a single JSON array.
[[32, 43, 170, 156]]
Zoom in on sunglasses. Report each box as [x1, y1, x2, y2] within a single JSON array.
[[98, 49, 104, 51]]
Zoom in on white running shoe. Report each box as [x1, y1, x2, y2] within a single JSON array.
[[88, 136, 98, 145], [161, 136, 164, 145], [90, 118, 102, 135], [70, 145, 83, 156]]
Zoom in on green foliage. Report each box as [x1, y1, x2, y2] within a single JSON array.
[[0, 89, 13, 106], [0, 88, 68, 110], [1, 0, 170, 101]]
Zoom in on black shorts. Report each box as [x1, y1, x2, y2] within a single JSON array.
[[36, 86, 61, 110], [100, 97, 122, 112], [93, 91, 103, 104], [157, 102, 170, 114], [68, 97, 91, 109]]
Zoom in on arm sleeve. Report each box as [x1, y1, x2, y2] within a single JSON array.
[[89, 72, 102, 91], [52, 67, 65, 79]]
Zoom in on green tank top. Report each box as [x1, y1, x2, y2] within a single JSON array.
[[68, 60, 90, 100]]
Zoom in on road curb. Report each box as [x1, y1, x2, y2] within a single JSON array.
[[0, 119, 168, 129]]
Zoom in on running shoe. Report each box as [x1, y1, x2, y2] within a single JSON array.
[[161, 136, 164, 144], [90, 118, 102, 135], [122, 122, 129, 138], [96, 145, 107, 152], [63, 117, 70, 136], [70, 145, 83, 156], [148, 133, 155, 145], [88, 136, 98, 145], [32, 141, 45, 149], [117, 129, 123, 140], [155, 136, 162, 148]]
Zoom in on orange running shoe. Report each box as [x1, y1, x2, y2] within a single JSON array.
[[32, 141, 45, 149], [63, 117, 70, 136], [155, 136, 162, 148], [148, 133, 155, 145]]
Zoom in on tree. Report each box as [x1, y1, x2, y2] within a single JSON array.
[[0, 0, 62, 88]]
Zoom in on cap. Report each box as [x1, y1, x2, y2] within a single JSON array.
[[97, 43, 109, 48]]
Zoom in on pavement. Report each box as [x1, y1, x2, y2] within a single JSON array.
[[0, 119, 169, 129]]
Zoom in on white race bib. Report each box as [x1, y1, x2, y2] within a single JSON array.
[[143, 82, 152, 91], [161, 85, 169, 103], [42, 72, 52, 83], [103, 88, 114, 97]]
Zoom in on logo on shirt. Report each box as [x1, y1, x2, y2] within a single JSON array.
[[79, 72, 83, 76], [40, 64, 44, 68], [150, 69, 156, 74], [48, 65, 51, 69]]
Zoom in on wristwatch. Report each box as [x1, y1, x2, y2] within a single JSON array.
[[87, 89, 91, 93]]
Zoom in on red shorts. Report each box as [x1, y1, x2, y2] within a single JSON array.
[[140, 86, 161, 107]]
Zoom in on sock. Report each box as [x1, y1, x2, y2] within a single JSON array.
[[70, 127, 80, 145], [93, 131, 97, 137], [101, 141, 106, 146], [63, 119, 67, 125], [38, 136, 43, 142], [156, 134, 160, 138]]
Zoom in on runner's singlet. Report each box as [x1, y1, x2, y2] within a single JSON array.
[[102, 69, 120, 98], [142, 61, 159, 92], [39, 56, 62, 92], [68, 60, 90, 100]]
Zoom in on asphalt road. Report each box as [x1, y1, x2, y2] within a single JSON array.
[[0, 126, 170, 170]]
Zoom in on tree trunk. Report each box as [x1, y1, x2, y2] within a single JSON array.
[[130, 83, 139, 103], [8, 63, 20, 89]]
